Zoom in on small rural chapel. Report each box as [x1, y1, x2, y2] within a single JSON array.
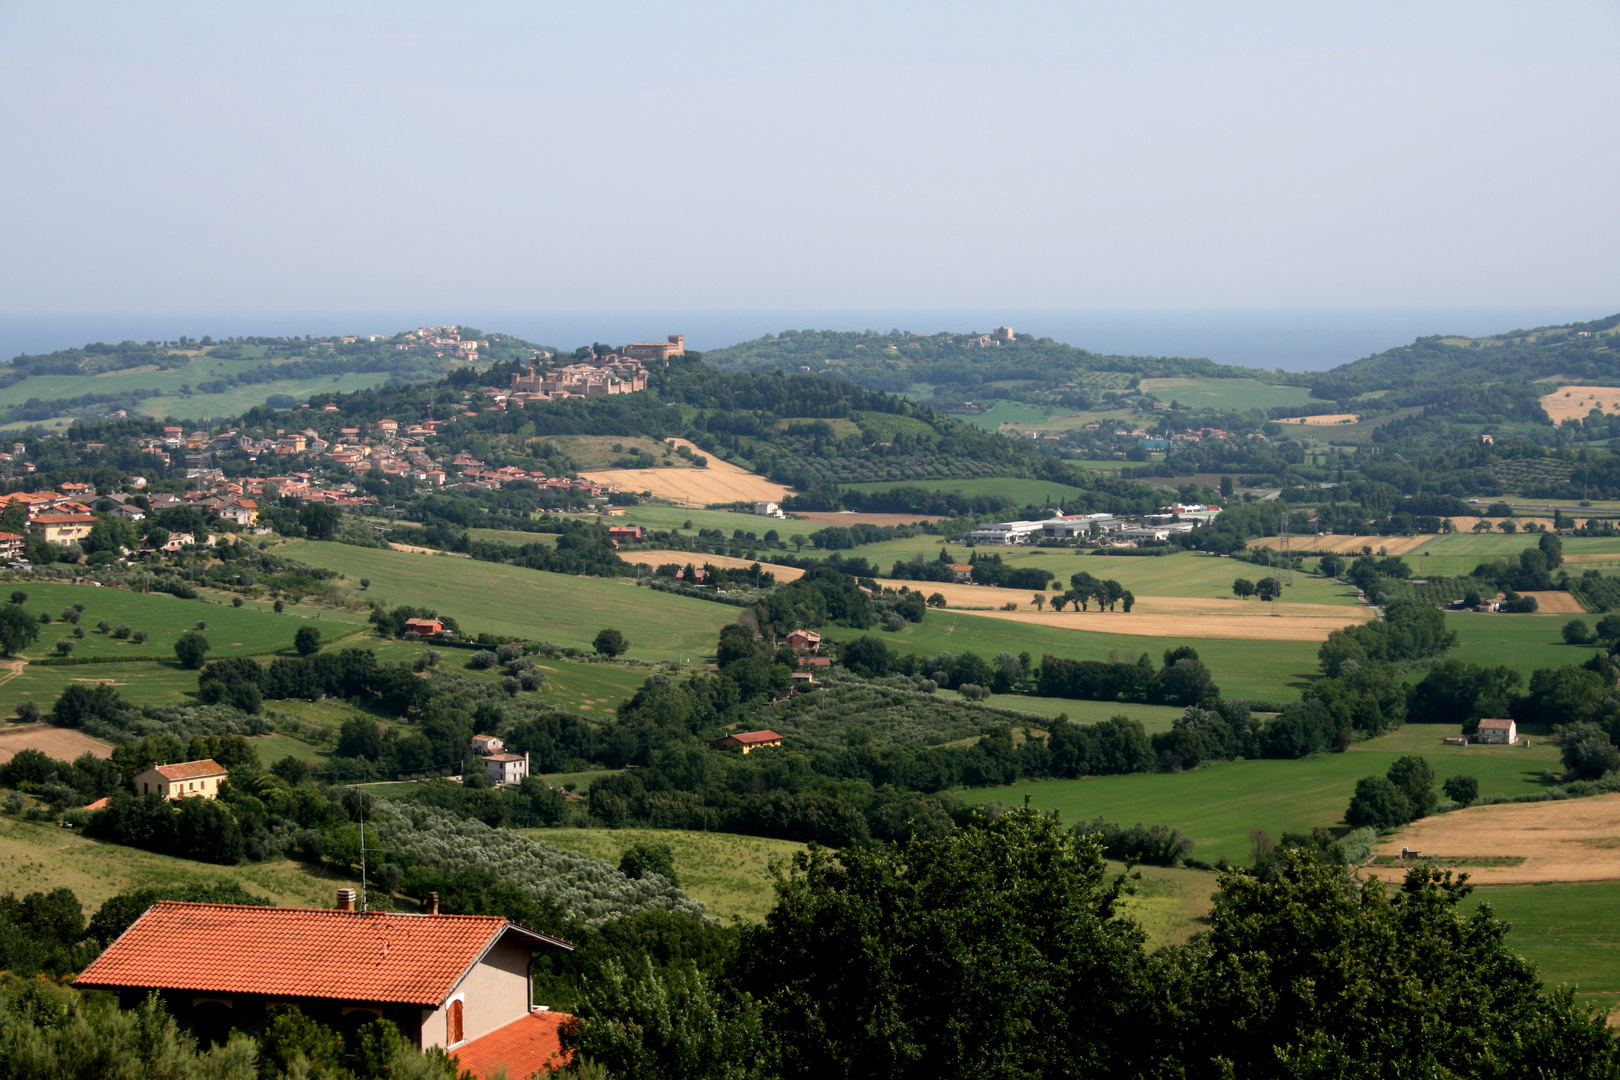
[[74, 890, 576, 1078]]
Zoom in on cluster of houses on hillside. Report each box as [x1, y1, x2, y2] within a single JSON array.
[[966, 504, 1223, 546]]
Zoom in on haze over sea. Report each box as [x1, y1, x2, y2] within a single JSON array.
[[0, 307, 1609, 376]]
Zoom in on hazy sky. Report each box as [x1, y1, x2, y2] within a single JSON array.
[[1, 1, 1615, 314]]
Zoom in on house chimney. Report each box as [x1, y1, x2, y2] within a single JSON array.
[[335, 888, 356, 912], [426, 891, 440, 916]]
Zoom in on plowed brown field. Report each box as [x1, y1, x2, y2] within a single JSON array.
[[580, 440, 792, 506], [1368, 793, 1620, 884]]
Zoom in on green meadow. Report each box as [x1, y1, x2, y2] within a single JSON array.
[[956, 401, 1055, 431], [960, 724, 1560, 866], [280, 541, 737, 660], [1466, 880, 1620, 1016], [840, 476, 1098, 507], [0, 814, 351, 911], [4, 583, 346, 662], [1394, 532, 1620, 577], [938, 690, 1188, 734], [1446, 612, 1589, 680], [0, 357, 399, 425], [872, 610, 1322, 702], [809, 547, 1363, 608], [1136, 377, 1322, 411], [522, 827, 806, 923]]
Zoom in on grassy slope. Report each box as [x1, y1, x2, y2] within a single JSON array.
[[280, 541, 739, 661], [10, 583, 333, 661], [874, 611, 1322, 702], [961, 724, 1562, 866], [840, 477, 1098, 505], [1137, 376, 1320, 411], [1465, 880, 1620, 1016], [1447, 612, 1589, 680], [518, 827, 806, 923], [1397, 533, 1620, 577], [0, 815, 350, 911], [805, 547, 1362, 607]]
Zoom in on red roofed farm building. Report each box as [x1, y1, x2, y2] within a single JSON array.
[[74, 896, 574, 1069], [134, 759, 228, 800], [721, 730, 784, 754]]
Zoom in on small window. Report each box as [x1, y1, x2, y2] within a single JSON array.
[[448, 998, 463, 1044]]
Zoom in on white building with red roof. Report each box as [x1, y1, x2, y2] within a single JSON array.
[[74, 894, 574, 1073]]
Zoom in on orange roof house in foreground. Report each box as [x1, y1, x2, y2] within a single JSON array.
[[75, 896, 573, 1072]]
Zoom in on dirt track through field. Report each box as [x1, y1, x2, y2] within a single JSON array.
[[580, 439, 792, 506], [1368, 793, 1620, 884], [0, 723, 112, 765], [618, 550, 805, 581]]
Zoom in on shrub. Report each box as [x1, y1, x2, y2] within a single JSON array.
[[54, 639, 74, 656], [232, 597, 244, 608], [594, 628, 628, 657], [8, 591, 25, 605], [97, 619, 111, 634], [113, 624, 131, 639], [132, 629, 148, 644], [467, 650, 498, 670], [294, 626, 322, 656], [618, 841, 680, 887], [1563, 619, 1593, 645]]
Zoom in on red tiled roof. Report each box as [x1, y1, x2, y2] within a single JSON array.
[[152, 759, 227, 781], [31, 513, 96, 525], [75, 902, 570, 1006], [453, 1010, 573, 1079], [728, 730, 783, 745]]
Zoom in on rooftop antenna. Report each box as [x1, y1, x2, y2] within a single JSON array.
[[353, 785, 370, 912]]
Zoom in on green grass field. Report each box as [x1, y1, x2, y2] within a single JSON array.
[[957, 402, 1055, 431], [1446, 612, 1589, 680], [464, 528, 557, 547], [614, 505, 778, 535], [1466, 880, 1620, 1016], [280, 541, 739, 660], [519, 827, 806, 923], [1137, 377, 1322, 411], [3, 660, 203, 715], [840, 476, 1098, 507], [0, 349, 444, 425], [875, 610, 1322, 701], [8, 583, 322, 661], [0, 814, 351, 911], [531, 659, 652, 716], [250, 733, 331, 767], [960, 724, 1561, 866], [1395, 532, 1620, 577], [939, 690, 1188, 733]]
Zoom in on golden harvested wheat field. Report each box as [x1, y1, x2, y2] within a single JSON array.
[[1369, 794, 1620, 884], [1275, 413, 1360, 425], [1541, 386, 1620, 424], [0, 723, 112, 764], [618, 550, 805, 581], [1521, 590, 1587, 613], [580, 439, 792, 506]]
